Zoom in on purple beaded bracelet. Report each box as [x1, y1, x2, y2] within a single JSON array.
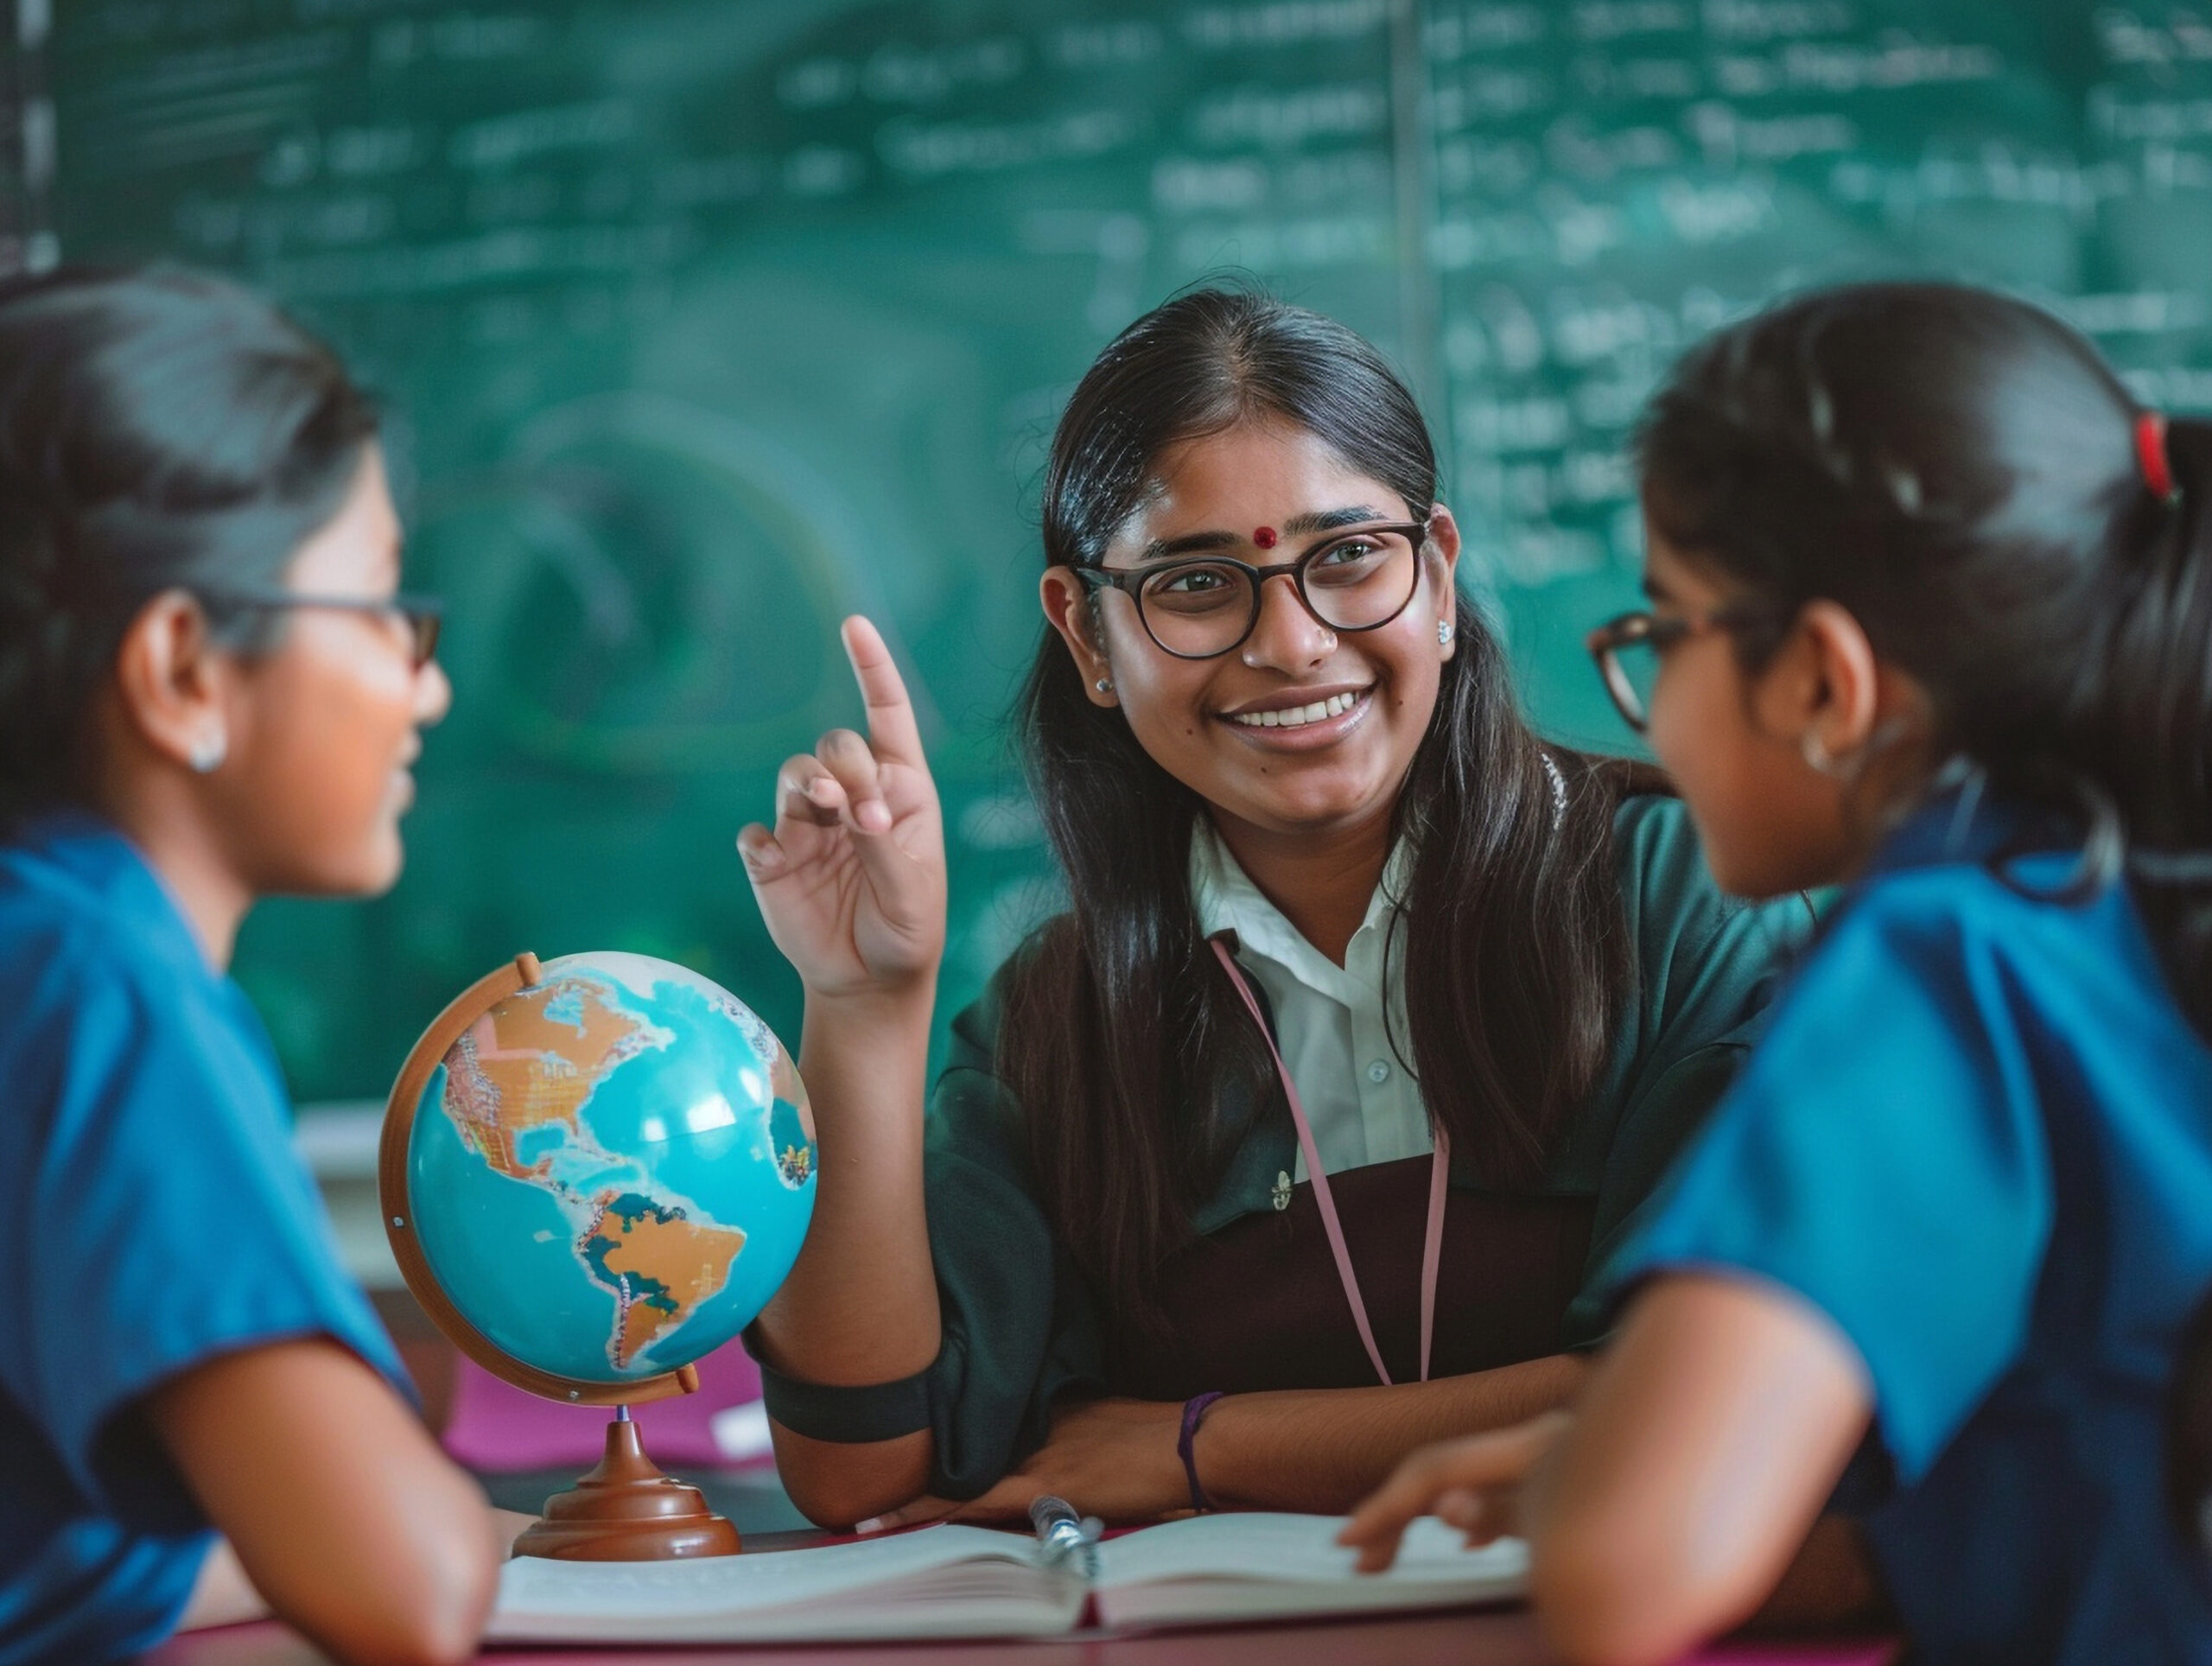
[[1177, 1390, 1227, 1513]]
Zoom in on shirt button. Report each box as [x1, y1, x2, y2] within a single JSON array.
[[1366, 1059, 1391, 1084]]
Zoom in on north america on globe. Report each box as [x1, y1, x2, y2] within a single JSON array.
[[437, 974, 753, 1370]]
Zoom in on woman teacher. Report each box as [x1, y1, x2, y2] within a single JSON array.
[[740, 289, 1796, 1530]]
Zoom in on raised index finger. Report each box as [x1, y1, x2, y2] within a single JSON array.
[[841, 615, 924, 766]]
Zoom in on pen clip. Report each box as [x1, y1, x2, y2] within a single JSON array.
[[1029, 1494, 1103, 1579]]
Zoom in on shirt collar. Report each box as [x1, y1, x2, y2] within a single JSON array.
[[9, 807, 222, 976], [1189, 817, 1410, 991], [1861, 764, 2080, 881]]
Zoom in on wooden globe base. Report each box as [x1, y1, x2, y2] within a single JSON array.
[[512, 1416, 742, 1561]]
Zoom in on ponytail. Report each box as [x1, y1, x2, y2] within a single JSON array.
[[2106, 413, 2212, 1037]]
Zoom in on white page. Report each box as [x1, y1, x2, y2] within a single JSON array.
[[1096, 1511, 1525, 1587], [489, 1524, 1083, 1643], [1091, 1512, 1527, 1631]]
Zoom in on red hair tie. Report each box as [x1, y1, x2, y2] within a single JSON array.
[[2137, 410, 2179, 504]]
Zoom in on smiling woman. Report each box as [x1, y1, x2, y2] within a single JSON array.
[[739, 288, 1805, 1536]]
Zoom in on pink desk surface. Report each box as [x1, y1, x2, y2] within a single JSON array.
[[443, 1349, 766, 1472], [145, 1612, 1895, 1665]]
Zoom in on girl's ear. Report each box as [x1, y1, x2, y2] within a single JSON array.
[[1424, 505, 1464, 662], [1039, 567, 1120, 706], [111, 591, 233, 774], [1424, 504, 1464, 584], [1755, 599, 1881, 766]]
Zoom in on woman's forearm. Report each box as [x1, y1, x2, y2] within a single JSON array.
[[753, 989, 940, 1382], [1198, 1351, 1589, 1513], [752, 989, 943, 1529]]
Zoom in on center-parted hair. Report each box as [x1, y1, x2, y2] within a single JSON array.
[[1638, 280, 2212, 1037], [1001, 287, 1650, 1334], [0, 265, 378, 835]]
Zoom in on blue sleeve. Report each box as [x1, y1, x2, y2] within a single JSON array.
[[5, 949, 405, 1526], [1608, 878, 2053, 1480]]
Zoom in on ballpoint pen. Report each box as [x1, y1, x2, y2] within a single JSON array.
[[1028, 1494, 1103, 1580]]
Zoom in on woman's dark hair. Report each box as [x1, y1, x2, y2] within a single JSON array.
[[0, 265, 379, 835], [1002, 287, 1646, 1333], [1637, 280, 2212, 1040]]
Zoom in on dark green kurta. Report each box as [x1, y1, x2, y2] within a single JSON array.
[[776, 795, 1803, 1498]]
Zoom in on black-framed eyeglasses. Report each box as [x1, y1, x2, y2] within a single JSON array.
[[1070, 518, 1432, 660], [197, 588, 444, 670], [1585, 604, 1770, 734]]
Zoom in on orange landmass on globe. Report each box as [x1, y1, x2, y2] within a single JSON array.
[[441, 979, 652, 1180], [589, 1199, 748, 1368]]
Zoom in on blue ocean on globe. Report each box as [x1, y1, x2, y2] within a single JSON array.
[[405, 951, 816, 1386]]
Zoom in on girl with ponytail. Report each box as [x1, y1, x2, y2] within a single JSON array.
[[1344, 283, 2212, 1664]]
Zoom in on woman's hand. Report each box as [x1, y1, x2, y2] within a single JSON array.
[[857, 1398, 1192, 1532], [739, 616, 945, 1002], [1336, 1408, 1573, 1572]]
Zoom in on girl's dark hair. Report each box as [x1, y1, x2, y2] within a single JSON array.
[[0, 265, 378, 835], [1002, 287, 1645, 1332], [1638, 280, 2212, 1037]]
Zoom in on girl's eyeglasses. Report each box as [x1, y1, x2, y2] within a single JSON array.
[[197, 589, 444, 671], [1071, 518, 1431, 660], [1585, 604, 1770, 734]]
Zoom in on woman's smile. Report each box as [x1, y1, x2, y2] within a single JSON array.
[[1218, 682, 1374, 744]]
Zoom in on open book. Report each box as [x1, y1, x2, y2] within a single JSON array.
[[491, 1512, 1527, 1643]]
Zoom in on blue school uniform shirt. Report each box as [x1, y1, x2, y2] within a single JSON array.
[[0, 813, 405, 1666], [1611, 789, 2212, 1663]]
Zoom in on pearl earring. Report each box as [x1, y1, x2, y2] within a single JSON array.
[[1800, 731, 1839, 776], [1437, 620, 1454, 646], [189, 731, 227, 773], [1096, 677, 1115, 695]]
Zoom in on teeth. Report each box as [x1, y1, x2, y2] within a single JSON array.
[[1231, 690, 1363, 728]]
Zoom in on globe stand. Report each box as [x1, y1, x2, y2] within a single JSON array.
[[512, 1407, 742, 1561]]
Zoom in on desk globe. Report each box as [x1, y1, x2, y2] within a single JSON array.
[[380, 951, 816, 1560]]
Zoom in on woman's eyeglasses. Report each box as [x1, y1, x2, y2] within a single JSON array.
[[1585, 604, 1770, 733], [198, 588, 444, 670], [1071, 518, 1431, 660]]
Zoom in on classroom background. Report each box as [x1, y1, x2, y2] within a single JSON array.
[[9, 0, 2211, 1116]]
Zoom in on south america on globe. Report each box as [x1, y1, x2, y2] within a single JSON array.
[[388, 951, 816, 1392]]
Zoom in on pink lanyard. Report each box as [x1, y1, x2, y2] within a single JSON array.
[[1210, 938, 1451, 1386]]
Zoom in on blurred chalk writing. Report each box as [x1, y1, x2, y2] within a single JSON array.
[[16, 0, 2209, 1095]]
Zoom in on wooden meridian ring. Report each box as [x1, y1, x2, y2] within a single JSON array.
[[379, 951, 699, 1408]]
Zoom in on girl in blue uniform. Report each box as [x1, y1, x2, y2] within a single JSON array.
[[1342, 282, 2212, 1664], [0, 269, 504, 1665]]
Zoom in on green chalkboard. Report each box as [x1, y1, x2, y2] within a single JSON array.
[[29, 0, 2212, 1100]]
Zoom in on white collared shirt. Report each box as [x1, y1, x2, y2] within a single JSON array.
[[1189, 820, 1433, 1180]]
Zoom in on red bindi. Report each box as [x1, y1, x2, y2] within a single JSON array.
[[1252, 525, 1278, 548]]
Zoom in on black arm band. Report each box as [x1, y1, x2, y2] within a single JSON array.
[[755, 1354, 936, 1445]]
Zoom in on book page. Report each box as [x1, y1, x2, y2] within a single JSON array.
[[491, 1524, 1083, 1643], [1092, 1513, 1527, 1631], [1097, 1511, 1525, 1587]]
